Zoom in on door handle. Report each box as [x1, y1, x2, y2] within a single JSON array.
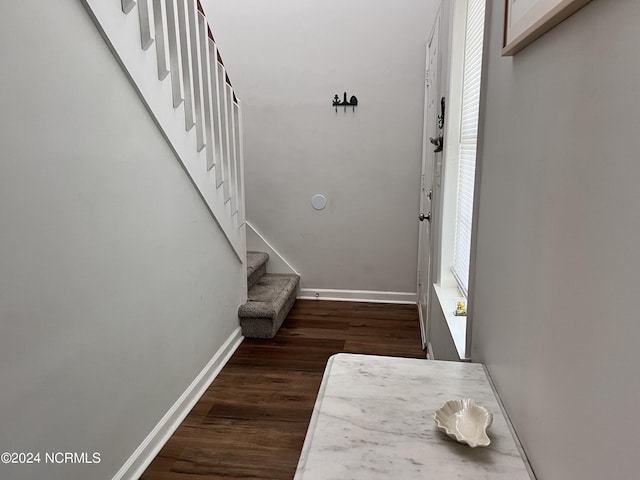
[[429, 136, 443, 153], [419, 212, 431, 222]]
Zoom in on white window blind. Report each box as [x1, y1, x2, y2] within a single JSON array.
[[452, 0, 485, 295]]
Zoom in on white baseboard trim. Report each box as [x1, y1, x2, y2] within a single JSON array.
[[112, 327, 244, 480], [298, 288, 417, 305], [418, 303, 427, 349], [427, 341, 434, 360]]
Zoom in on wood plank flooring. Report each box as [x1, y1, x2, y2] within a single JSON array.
[[141, 300, 425, 480]]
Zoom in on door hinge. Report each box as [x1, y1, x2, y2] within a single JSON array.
[[425, 69, 431, 87], [421, 174, 425, 190]]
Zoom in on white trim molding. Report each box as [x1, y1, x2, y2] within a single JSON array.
[[246, 221, 299, 275], [112, 327, 244, 480], [427, 341, 434, 360], [417, 303, 428, 349], [298, 288, 417, 305]]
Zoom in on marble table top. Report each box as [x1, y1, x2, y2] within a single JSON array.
[[295, 354, 533, 480]]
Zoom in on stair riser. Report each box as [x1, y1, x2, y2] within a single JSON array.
[[239, 317, 279, 339], [239, 273, 299, 339], [247, 262, 267, 290], [246, 251, 269, 289], [240, 286, 297, 339]]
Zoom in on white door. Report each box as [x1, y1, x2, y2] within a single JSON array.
[[417, 14, 440, 351]]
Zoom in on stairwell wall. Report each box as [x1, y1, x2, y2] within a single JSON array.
[[202, 0, 439, 297], [0, 2, 243, 479]]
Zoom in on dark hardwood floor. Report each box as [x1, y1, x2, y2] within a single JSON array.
[[141, 300, 425, 480]]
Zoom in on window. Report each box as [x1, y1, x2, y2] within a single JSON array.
[[452, 0, 485, 295], [429, 0, 486, 360]]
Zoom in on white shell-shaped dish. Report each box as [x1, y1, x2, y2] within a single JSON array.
[[434, 399, 493, 447]]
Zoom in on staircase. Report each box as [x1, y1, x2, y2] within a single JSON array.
[[239, 252, 299, 338], [85, 1, 301, 337], [82, 0, 246, 258]]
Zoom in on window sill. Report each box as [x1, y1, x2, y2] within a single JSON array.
[[433, 284, 468, 360]]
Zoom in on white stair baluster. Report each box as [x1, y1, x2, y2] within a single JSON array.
[[210, 46, 224, 187], [198, 13, 215, 171], [218, 64, 231, 203], [227, 84, 238, 216], [235, 101, 246, 226], [233, 100, 244, 224], [152, 0, 170, 79], [176, 0, 195, 131], [121, 0, 136, 14], [187, 0, 205, 151], [137, 0, 155, 50], [164, 0, 184, 107]]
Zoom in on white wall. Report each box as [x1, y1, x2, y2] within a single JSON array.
[[202, 0, 439, 295], [470, 1, 640, 478], [0, 2, 243, 479]]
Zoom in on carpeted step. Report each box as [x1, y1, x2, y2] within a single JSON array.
[[239, 273, 300, 339], [246, 251, 269, 290]]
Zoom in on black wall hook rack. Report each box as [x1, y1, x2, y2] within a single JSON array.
[[333, 92, 358, 111]]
